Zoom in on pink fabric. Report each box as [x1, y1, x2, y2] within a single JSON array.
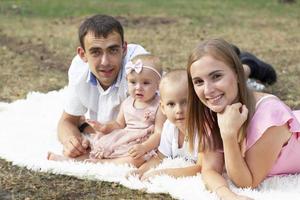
[[89, 95, 159, 159], [246, 96, 300, 176]]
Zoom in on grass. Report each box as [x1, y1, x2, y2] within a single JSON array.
[[1, 0, 300, 199]]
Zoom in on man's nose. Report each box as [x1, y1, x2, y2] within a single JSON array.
[[100, 53, 109, 66]]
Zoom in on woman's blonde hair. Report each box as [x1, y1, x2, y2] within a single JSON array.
[[186, 38, 255, 152]]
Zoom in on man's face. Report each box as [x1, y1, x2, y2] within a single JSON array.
[[79, 31, 127, 90]]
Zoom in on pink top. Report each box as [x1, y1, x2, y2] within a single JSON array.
[[246, 95, 300, 176], [89, 94, 159, 159]]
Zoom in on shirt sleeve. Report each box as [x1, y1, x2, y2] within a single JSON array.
[[68, 55, 89, 85], [158, 120, 174, 157], [246, 97, 300, 150], [63, 55, 88, 116], [63, 84, 87, 116], [123, 44, 149, 64]]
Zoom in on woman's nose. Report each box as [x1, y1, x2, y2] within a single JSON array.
[[204, 81, 214, 95]]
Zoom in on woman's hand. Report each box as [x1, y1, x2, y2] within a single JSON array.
[[216, 186, 254, 200], [217, 103, 248, 140]]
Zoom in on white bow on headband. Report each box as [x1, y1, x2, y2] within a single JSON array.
[[125, 59, 161, 78]]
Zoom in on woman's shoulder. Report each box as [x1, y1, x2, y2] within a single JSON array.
[[252, 92, 292, 121], [253, 92, 280, 108], [246, 92, 295, 149]]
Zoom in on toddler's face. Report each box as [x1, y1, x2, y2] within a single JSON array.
[[127, 68, 160, 103], [160, 83, 188, 131]]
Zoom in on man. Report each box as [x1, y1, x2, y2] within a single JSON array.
[[57, 14, 148, 158]]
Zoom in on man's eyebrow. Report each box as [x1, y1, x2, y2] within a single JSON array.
[[88, 47, 101, 52], [108, 44, 121, 49]]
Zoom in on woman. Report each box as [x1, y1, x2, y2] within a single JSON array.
[[186, 38, 300, 200]]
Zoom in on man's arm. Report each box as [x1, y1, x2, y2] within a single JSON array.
[[57, 111, 89, 158]]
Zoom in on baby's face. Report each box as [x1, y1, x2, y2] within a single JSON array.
[[160, 83, 188, 130], [127, 68, 160, 103]]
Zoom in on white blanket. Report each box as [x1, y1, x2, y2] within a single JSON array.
[[0, 89, 299, 200]]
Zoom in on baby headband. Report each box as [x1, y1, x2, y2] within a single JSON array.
[[125, 59, 162, 78]]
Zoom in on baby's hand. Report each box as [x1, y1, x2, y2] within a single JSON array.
[[129, 144, 146, 159], [86, 119, 105, 133]]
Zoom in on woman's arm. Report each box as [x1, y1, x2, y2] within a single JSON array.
[[219, 103, 292, 187], [202, 151, 252, 200], [224, 124, 291, 188]]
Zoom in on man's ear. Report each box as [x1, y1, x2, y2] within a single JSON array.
[[77, 47, 88, 63], [122, 41, 128, 58]]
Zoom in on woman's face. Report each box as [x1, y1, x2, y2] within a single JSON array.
[[190, 55, 239, 113]]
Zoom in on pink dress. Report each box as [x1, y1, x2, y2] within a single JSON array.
[[89, 95, 159, 159], [246, 95, 300, 177]]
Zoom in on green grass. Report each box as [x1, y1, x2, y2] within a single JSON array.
[[1, 0, 300, 199], [1, 0, 299, 19]]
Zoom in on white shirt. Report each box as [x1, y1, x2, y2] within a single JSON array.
[[64, 44, 148, 123], [158, 120, 199, 162]]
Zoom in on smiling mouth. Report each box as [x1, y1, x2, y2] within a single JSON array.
[[207, 94, 223, 105]]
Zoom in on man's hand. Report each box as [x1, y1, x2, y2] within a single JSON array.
[[62, 134, 89, 158]]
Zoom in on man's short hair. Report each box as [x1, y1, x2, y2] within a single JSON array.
[[78, 14, 124, 50]]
